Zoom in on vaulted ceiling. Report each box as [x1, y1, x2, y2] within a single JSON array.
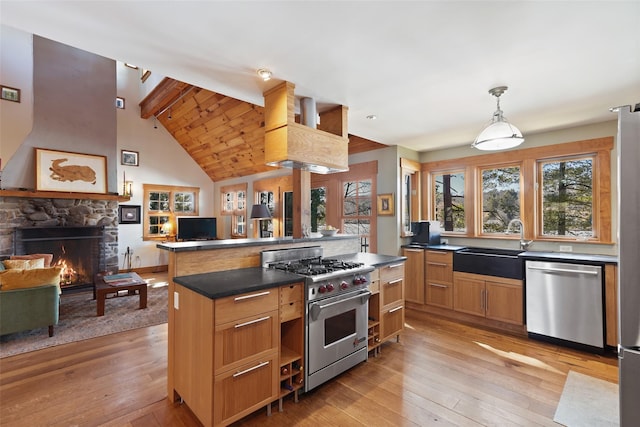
[[141, 78, 386, 182]]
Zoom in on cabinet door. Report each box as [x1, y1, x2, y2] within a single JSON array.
[[380, 303, 404, 342], [426, 281, 453, 309], [403, 248, 425, 304], [485, 280, 523, 325], [213, 352, 278, 426], [453, 274, 485, 317]]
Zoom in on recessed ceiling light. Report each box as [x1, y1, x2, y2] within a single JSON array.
[[257, 68, 272, 81], [366, 115, 377, 120]]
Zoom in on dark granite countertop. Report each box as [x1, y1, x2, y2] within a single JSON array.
[[157, 234, 358, 252], [174, 267, 305, 299], [519, 251, 617, 264], [401, 244, 466, 252], [328, 252, 406, 267]]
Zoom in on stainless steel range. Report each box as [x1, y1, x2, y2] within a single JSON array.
[[261, 246, 373, 391]]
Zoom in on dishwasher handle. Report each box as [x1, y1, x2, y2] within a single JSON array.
[[526, 265, 600, 276]]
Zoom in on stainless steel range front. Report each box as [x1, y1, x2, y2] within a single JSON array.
[[261, 246, 373, 391]]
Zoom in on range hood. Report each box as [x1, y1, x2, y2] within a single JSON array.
[[263, 82, 349, 174]]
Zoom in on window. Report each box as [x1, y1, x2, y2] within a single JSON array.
[[400, 158, 420, 236], [433, 171, 465, 232], [311, 187, 326, 232], [220, 183, 247, 238], [481, 165, 521, 234], [342, 179, 372, 243], [539, 156, 594, 238], [423, 137, 613, 243], [143, 184, 199, 241]]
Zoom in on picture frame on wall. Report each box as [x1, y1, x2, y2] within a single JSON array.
[[377, 193, 395, 216], [1, 85, 20, 102], [35, 148, 107, 194], [119, 205, 141, 224], [121, 149, 139, 166]]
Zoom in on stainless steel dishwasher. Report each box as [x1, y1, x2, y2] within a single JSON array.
[[525, 260, 604, 350]]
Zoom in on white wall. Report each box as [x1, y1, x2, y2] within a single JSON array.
[[115, 62, 215, 269], [0, 25, 33, 170]]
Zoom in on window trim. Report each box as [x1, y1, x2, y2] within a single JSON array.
[[143, 184, 200, 241], [422, 137, 613, 244]]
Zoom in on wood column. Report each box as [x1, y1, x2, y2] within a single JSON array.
[[293, 169, 311, 238]]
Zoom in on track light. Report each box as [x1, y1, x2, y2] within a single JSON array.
[[153, 117, 158, 129], [167, 108, 172, 120]]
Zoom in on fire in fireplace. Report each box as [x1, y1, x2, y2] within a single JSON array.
[[14, 226, 106, 289]]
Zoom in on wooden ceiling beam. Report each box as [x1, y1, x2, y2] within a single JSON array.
[[139, 77, 193, 119]]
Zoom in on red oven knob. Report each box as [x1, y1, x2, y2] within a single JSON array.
[[326, 283, 335, 292], [354, 276, 368, 285], [318, 285, 327, 293], [340, 281, 349, 290]]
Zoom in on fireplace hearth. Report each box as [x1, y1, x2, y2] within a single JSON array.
[[14, 226, 106, 290]]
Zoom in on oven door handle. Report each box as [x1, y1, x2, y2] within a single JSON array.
[[310, 291, 371, 321]]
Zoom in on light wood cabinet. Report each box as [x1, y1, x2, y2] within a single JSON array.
[[453, 272, 523, 325], [173, 282, 304, 427], [367, 269, 381, 355], [605, 264, 618, 347], [403, 248, 425, 304], [378, 262, 405, 344], [425, 250, 453, 309]]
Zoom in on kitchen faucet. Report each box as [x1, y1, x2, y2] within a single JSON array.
[[507, 218, 533, 250]]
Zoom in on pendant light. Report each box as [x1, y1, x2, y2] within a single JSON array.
[[472, 86, 524, 151]]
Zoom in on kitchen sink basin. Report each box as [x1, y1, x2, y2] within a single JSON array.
[[453, 247, 524, 279]]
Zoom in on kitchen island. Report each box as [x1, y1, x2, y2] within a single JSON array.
[[158, 235, 365, 426]]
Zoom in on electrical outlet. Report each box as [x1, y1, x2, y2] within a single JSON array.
[[174, 292, 179, 309], [559, 245, 573, 252]]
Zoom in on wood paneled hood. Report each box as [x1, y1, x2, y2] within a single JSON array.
[[140, 78, 384, 182], [263, 81, 349, 174]]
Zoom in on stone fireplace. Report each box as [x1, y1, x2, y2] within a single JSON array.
[[0, 196, 119, 287]]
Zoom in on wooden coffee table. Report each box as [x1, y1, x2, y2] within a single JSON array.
[[95, 272, 147, 316]]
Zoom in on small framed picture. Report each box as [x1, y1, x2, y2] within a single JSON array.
[[115, 97, 125, 109], [377, 193, 395, 216], [119, 205, 141, 224], [1, 85, 20, 103], [121, 149, 139, 166]]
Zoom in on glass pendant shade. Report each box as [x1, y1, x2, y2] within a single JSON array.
[[472, 86, 524, 151]]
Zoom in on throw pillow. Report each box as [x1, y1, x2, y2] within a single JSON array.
[[0, 267, 63, 293], [10, 253, 54, 268], [3, 258, 45, 270]]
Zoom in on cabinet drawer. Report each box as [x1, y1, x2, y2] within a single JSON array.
[[214, 310, 279, 372], [426, 261, 453, 284], [280, 300, 303, 322], [426, 281, 453, 309], [216, 288, 279, 325], [379, 262, 405, 283], [425, 250, 452, 264], [213, 352, 278, 426], [381, 304, 404, 341], [381, 278, 403, 307], [369, 279, 380, 294], [280, 283, 303, 304]]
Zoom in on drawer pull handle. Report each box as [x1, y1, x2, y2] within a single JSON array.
[[428, 262, 448, 267], [389, 306, 403, 313], [234, 316, 270, 329], [387, 263, 404, 269], [405, 249, 423, 253], [233, 361, 270, 378], [388, 279, 402, 285], [234, 291, 270, 301], [429, 283, 448, 288]]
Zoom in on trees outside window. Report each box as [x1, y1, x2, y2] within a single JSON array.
[[540, 156, 594, 238], [433, 171, 465, 232], [481, 166, 521, 234]]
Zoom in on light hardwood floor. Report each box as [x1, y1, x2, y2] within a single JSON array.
[[0, 275, 618, 427]]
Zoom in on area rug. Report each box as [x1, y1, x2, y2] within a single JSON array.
[[554, 370, 619, 426], [0, 280, 168, 358]]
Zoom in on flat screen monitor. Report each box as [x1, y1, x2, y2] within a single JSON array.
[[177, 217, 217, 241]]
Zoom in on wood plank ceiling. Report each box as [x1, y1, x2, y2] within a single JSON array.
[[140, 78, 387, 182]]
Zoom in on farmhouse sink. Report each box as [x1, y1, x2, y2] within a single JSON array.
[[453, 247, 524, 280]]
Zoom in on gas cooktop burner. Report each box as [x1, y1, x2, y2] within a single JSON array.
[[269, 256, 365, 276]]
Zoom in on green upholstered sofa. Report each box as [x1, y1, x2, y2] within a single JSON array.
[[0, 257, 62, 337], [0, 284, 60, 337]]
